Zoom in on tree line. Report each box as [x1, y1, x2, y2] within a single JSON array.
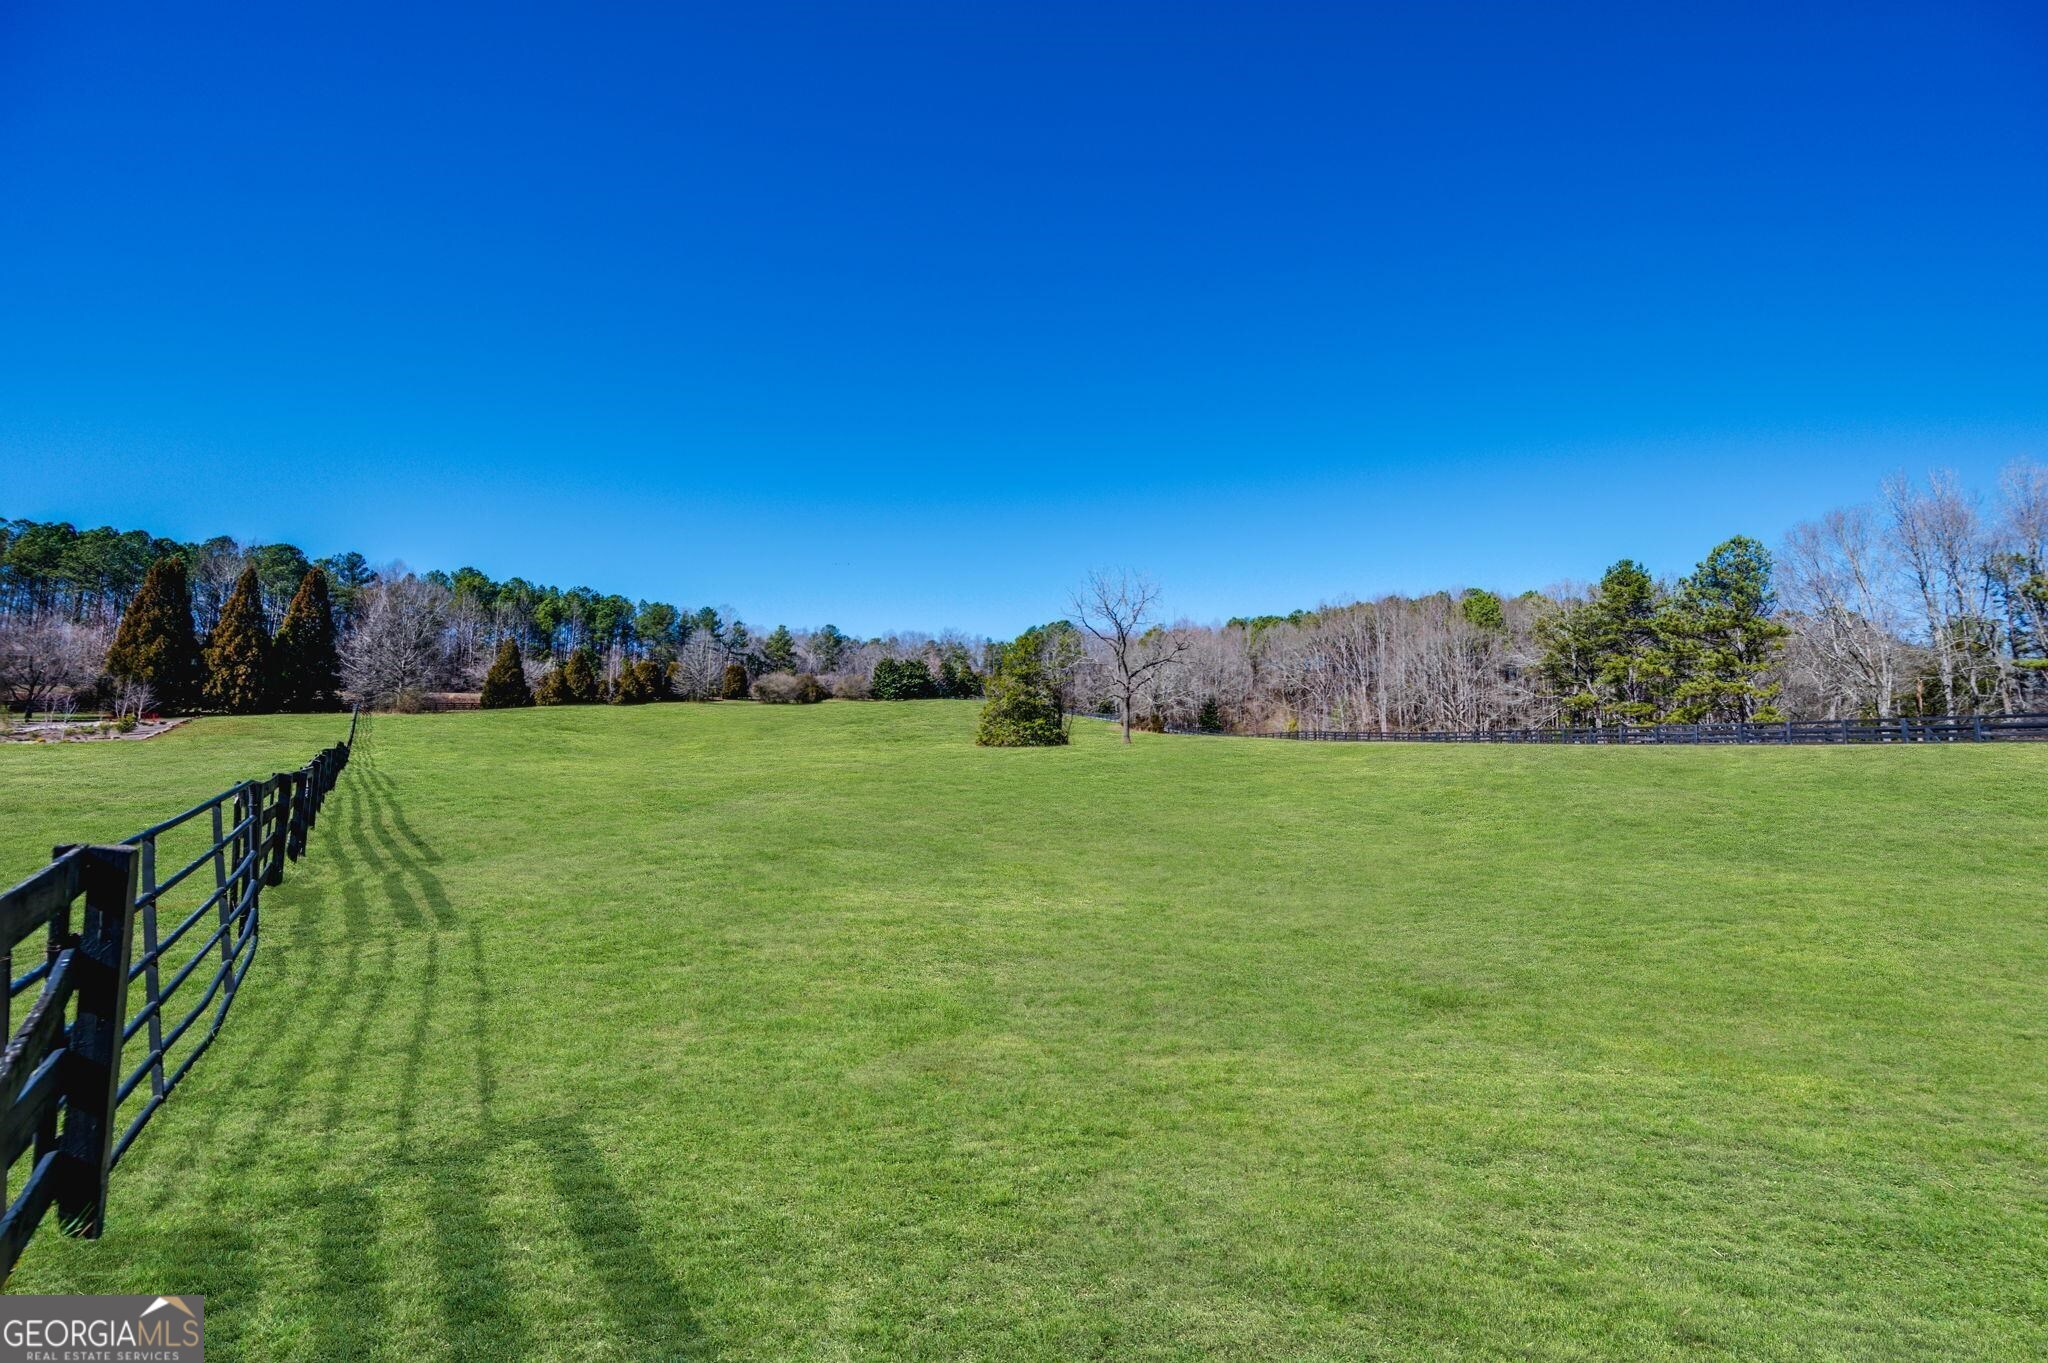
[[4, 459, 2042, 728], [0, 518, 990, 715], [1021, 461, 2045, 737]]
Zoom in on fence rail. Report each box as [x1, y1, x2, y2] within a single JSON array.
[[1162, 711, 2048, 744], [0, 709, 356, 1281]]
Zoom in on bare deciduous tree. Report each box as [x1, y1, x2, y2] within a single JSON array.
[[340, 570, 449, 709], [1071, 570, 1187, 744], [0, 617, 108, 716], [1780, 506, 1907, 718]]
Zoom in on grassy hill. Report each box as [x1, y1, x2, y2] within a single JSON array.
[[1, 703, 2042, 1361]]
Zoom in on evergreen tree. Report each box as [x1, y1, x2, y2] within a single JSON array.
[[613, 659, 670, 704], [976, 628, 1069, 747], [937, 645, 984, 698], [563, 646, 601, 702], [872, 657, 939, 700], [1196, 696, 1225, 732], [535, 665, 573, 706], [761, 624, 798, 674], [1588, 560, 1673, 724], [203, 567, 274, 713], [720, 661, 750, 700], [479, 640, 533, 708], [535, 647, 599, 705], [1535, 561, 1675, 725], [810, 624, 848, 673], [1660, 536, 1790, 722], [1459, 589, 1505, 632], [273, 567, 343, 711], [105, 556, 204, 709]]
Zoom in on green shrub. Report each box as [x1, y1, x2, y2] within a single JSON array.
[[720, 662, 750, 700], [1196, 697, 1225, 732], [872, 657, 939, 700], [975, 629, 1069, 747]]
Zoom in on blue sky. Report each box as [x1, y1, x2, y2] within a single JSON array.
[[3, 3, 2043, 635]]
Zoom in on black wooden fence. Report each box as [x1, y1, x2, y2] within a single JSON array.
[[1163, 712, 2048, 744], [0, 710, 356, 1281]]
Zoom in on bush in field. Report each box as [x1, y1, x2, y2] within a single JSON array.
[[827, 671, 869, 699], [479, 640, 533, 708], [976, 628, 1069, 747], [720, 662, 750, 700], [204, 567, 274, 714], [613, 659, 670, 704], [871, 656, 939, 700], [752, 671, 828, 704]]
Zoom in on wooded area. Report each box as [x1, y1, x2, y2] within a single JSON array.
[[3, 460, 2042, 731]]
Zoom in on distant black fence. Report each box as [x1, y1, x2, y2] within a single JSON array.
[[0, 710, 356, 1281], [1164, 712, 2048, 745]]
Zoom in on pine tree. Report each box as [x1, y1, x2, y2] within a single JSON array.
[[1459, 589, 1506, 632], [1588, 560, 1672, 725], [1660, 536, 1791, 723], [106, 556, 204, 710], [1196, 696, 1225, 732], [479, 640, 533, 708], [203, 567, 274, 713], [761, 624, 798, 674], [1537, 560, 1673, 725], [809, 624, 848, 673], [273, 567, 343, 711]]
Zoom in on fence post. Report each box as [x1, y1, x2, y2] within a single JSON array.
[[51, 844, 137, 1238], [265, 776, 291, 887], [138, 832, 168, 1107]]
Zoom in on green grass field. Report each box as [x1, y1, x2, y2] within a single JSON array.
[[0, 704, 2042, 1360]]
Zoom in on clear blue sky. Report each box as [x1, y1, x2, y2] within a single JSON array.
[[3, 3, 2043, 636]]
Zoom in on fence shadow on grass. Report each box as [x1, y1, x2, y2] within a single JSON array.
[[102, 745, 707, 1360]]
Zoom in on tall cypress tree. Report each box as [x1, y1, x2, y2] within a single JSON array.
[[479, 640, 533, 708], [204, 567, 274, 713], [274, 567, 343, 711], [106, 556, 204, 710]]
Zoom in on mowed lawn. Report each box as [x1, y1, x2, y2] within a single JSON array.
[[0, 704, 2043, 1361]]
